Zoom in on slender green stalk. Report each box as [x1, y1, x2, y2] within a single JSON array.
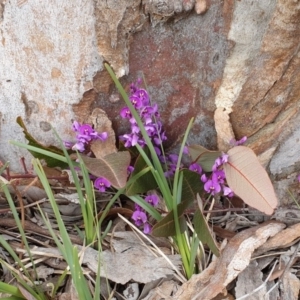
[[105, 63, 198, 279], [105, 64, 173, 208], [33, 159, 92, 299]]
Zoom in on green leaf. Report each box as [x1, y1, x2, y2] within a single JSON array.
[[80, 151, 131, 189], [224, 146, 278, 215], [181, 169, 204, 204], [152, 169, 203, 237], [126, 150, 157, 196], [193, 208, 219, 256], [151, 201, 188, 237], [16, 116, 69, 168], [188, 145, 221, 172], [0, 281, 25, 299]]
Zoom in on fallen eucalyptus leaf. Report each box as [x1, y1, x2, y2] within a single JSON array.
[[81, 151, 130, 189], [224, 146, 278, 215]]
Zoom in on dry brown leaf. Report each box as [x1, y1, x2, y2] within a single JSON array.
[[174, 221, 285, 300], [235, 260, 266, 299], [280, 271, 300, 300], [224, 146, 278, 215], [214, 107, 235, 152], [29, 234, 181, 285], [141, 280, 178, 300], [268, 254, 297, 281], [88, 108, 117, 158], [255, 222, 300, 255]]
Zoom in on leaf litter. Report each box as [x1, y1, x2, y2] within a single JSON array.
[[1, 114, 300, 299]]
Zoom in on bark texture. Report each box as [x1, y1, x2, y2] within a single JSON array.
[[0, 0, 299, 203]]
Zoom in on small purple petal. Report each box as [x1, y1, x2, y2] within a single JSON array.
[[127, 165, 134, 174], [236, 136, 247, 145], [143, 223, 152, 234], [64, 141, 74, 149], [72, 142, 85, 152], [72, 121, 81, 132], [183, 146, 189, 155], [189, 163, 202, 174], [130, 95, 142, 108], [204, 179, 221, 195], [168, 154, 179, 164], [132, 210, 147, 226], [94, 177, 111, 192], [79, 124, 94, 135], [221, 153, 229, 164], [201, 174, 208, 183], [145, 194, 159, 206], [120, 107, 132, 119], [223, 186, 234, 197]]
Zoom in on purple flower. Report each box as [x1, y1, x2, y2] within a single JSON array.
[[183, 146, 189, 155], [297, 174, 300, 182], [223, 186, 234, 197], [72, 120, 81, 132], [72, 141, 86, 152], [94, 177, 111, 192], [204, 173, 221, 195], [214, 170, 225, 184], [67, 121, 108, 153], [134, 88, 150, 106], [120, 107, 132, 119], [90, 131, 108, 141], [221, 153, 229, 164], [127, 165, 134, 174], [168, 154, 179, 164], [201, 174, 208, 183], [130, 95, 142, 108], [132, 210, 147, 226], [189, 163, 202, 174], [78, 124, 93, 135], [145, 194, 159, 206], [64, 141, 74, 149]]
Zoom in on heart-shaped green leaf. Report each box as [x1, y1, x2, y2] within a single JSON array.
[[126, 150, 157, 196], [151, 201, 188, 237], [151, 169, 204, 237], [224, 146, 278, 215], [81, 151, 131, 189], [188, 145, 221, 172], [193, 207, 219, 256], [17, 116, 69, 168]]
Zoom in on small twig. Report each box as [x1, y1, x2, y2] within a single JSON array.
[[20, 157, 29, 174], [0, 218, 82, 245], [117, 213, 187, 283]]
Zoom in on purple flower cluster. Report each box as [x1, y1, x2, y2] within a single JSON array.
[[132, 194, 159, 234], [65, 121, 111, 192], [201, 154, 233, 197], [65, 121, 108, 153], [120, 80, 167, 153]]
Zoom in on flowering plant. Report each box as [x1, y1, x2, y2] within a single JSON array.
[[13, 64, 278, 280]]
